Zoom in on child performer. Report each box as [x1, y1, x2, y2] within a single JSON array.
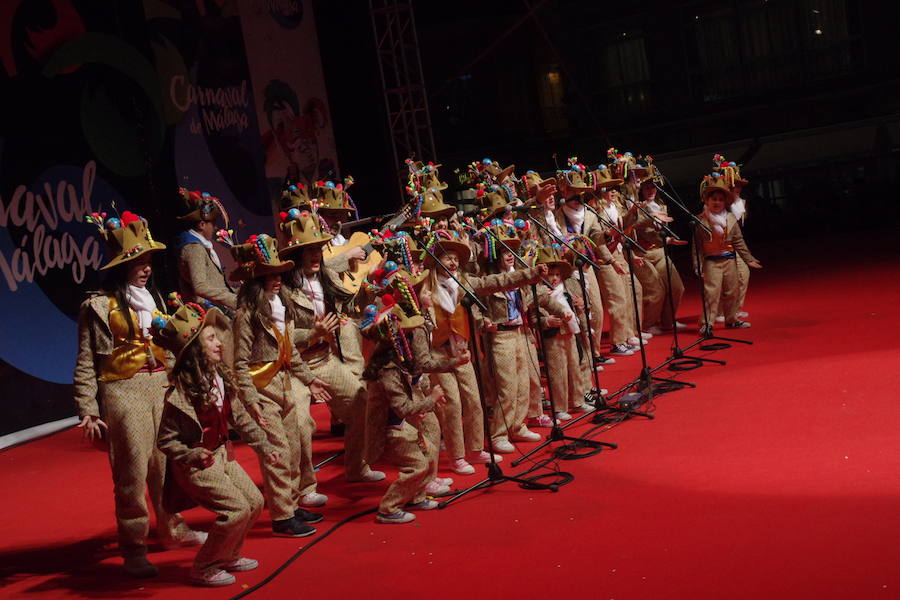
[[74, 212, 201, 578], [154, 301, 272, 587], [713, 155, 752, 320], [694, 176, 763, 336], [361, 292, 465, 523], [231, 234, 331, 536]]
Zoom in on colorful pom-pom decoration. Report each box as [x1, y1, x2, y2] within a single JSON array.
[[105, 217, 121, 230], [288, 208, 301, 220], [151, 315, 169, 331], [383, 260, 399, 274]]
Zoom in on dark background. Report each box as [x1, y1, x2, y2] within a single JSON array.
[[317, 0, 900, 242]]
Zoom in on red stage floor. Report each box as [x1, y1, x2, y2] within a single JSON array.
[[3, 230, 900, 600]]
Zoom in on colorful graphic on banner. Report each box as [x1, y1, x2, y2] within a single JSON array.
[[239, 0, 338, 192]]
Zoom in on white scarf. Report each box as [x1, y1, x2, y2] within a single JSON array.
[[269, 294, 286, 333], [704, 208, 728, 236], [646, 200, 662, 214], [730, 197, 746, 222], [211, 373, 225, 408], [126, 285, 156, 338], [561, 203, 585, 233], [549, 283, 579, 334], [603, 202, 621, 227], [331, 232, 347, 246], [188, 229, 222, 269], [302, 273, 326, 317], [545, 209, 564, 241], [434, 274, 459, 315]]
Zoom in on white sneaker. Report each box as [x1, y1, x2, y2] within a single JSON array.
[[640, 331, 653, 340], [555, 411, 572, 421], [674, 321, 688, 330], [220, 557, 258, 572], [467, 450, 503, 464], [451, 458, 475, 475], [301, 492, 328, 507], [511, 427, 541, 442], [438, 477, 454, 486], [737, 310, 749, 318], [189, 566, 235, 587], [347, 469, 386, 483], [423, 480, 451, 496], [406, 499, 439, 511], [376, 511, 415, 524], [492, 439, 516, 453], [715, 315, 725, 323]]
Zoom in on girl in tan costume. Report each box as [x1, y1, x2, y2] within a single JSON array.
[[155, 301, 272, 586], [231, 234, 331, 536], [74, 211, 202, 578]]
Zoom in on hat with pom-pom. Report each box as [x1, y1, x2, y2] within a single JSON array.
[[85, 210, 167, 270], [280, 182, 312, 211], [229, 233, 295, 282], [699, 173, 735, 205], [315, 178, 355, 217], [531, 244, 573, 280], [176, 188, 227, 224], [278, 209, 335, 257], [151, 294, 230, 369]]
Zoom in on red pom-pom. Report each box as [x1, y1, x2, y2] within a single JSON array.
[[382, 229, 393, 238], [371, 268, 386, 281], [382, 294, 396, 307], [296, 183, 305, 189], [279, 211, 289, 222], [121, 211, 140, 225], [476, 189, 485, 198], [316, 180, 325, 187], [248, 234, 258, 242], [189, 190, 202, 200]]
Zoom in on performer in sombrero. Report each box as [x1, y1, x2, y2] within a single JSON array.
[[693, 175, 762, 336], [231, 234, 330, 535], [279, 209, 385, 484], [74, 211, 203, 578], [174, 188, 237, 313], [154, 299, 272, 587]]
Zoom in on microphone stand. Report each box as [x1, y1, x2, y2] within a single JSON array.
[[466, 220, 615, 465], [581, 197, 692, 412], [654, 177, 752, 349], [522, 209, 653, 427], [413, 239, 559, 507]]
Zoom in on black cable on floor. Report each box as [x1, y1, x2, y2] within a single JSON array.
[[226, 507, 377, 600]]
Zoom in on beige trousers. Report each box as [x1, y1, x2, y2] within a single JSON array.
[[412, 412, 441, 481], [256, 371, 314, 521], [596, 257, 638, 345], [702, 258, 740, 327], [431, 343, 485, 458], [304, 349, 370, 479], [543, 333, 587, 413], [99, 370, 188, 558], [736, 254, 750, 311], [633, 253, 666, 330], [575, 266, 604, 355], [378, 423, 429, 514], [644, 247, 684, 328], [487, 328, 531, 441], [173, 444, 264, 570], [525, 329, 544, 419]]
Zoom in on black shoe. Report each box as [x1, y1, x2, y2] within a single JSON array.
[[329, 422, 345, 437], [594, 355, 616, 365], [272, 517, 316, 538], [294, 508, 324, 524]]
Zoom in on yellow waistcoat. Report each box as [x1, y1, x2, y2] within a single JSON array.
[[97, 296, 166, 381]]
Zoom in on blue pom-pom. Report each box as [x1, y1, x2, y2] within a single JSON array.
[[105, 217, 121, 229], [598, 164, 608, 170], [364, 304, 378, 317], [526, 170, 536, 175], [482, 158, 493, 165], [624, 152, 633, 157], [514, 218, 526, 229], [151, 315, 168, 331], [201, 192, 210, 197], [397, 230, 408, 237], [384, 260, 399, 273], [325, 181, 335, 188], [729, 161, 737, 167], [288, 208, 301, 220], [289, 184, 297, 192]]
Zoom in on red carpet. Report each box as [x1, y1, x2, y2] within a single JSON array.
[[3, 230, 900, 600]]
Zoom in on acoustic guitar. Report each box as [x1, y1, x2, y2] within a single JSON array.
[[322, 203, 418, 293]]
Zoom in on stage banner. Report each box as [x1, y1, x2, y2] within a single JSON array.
[[237, 0, 338, 199], [0, 0, 315, 441]]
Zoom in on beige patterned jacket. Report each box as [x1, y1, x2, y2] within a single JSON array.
[[178, 242, 237, 310]]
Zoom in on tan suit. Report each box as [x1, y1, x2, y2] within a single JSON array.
[[552, 207, 614, 353], [157, 386, 268, 570], [693, 212, 757, 328], [534, 284, 589, 413], [364, 330, 453, 514], [233, 308, 316, 520], [430, 267, 541, 456], [287, 268, 371, 479], [177, 241, 237, 311], [73, 295, 188, 558]]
